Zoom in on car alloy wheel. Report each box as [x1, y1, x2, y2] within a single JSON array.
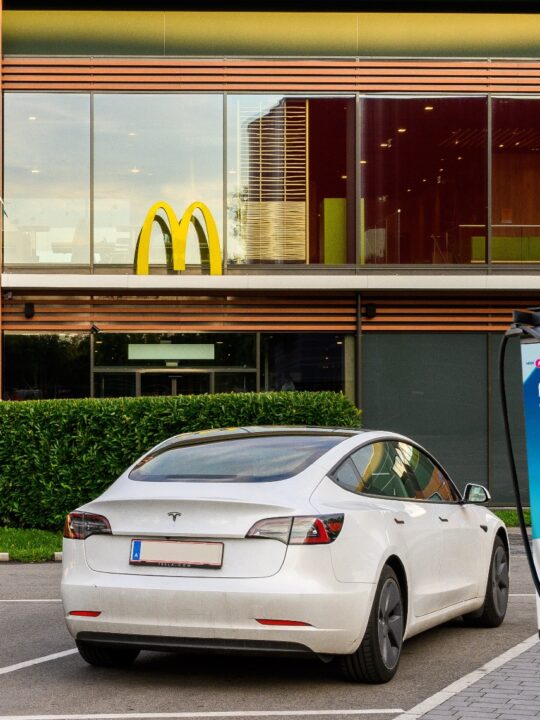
[[340, 564, 404, 683], [377, 575, 404, 671]]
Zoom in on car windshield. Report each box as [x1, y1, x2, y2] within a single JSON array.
[[129, 434, 346, 483]]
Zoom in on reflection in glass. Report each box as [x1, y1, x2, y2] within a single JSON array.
[[94, 372, 136, 398], [228, 95, 356, 265], [4, 94, 90, 266], [262, 334, 344, 391], [3, 334, 90, 399], [492, 98, 540, 263], [93, 94, 223, 269], [361, 97, 487, 264], [214, 372, 256, 393]]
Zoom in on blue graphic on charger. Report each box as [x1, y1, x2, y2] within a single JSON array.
[[521, 343, 540, 541], [132, 540, 142, 561]]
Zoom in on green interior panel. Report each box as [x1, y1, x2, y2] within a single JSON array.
[[472, 236, 540, 262], [6, 10, 540, 57], [321, 198, 347, 265]]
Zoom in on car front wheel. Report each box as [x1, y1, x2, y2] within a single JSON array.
[[340, 565, 404, 683], [463, 534, 509, 628], [76, 639, 140, 668]]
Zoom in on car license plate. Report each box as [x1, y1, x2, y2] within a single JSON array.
[[130, 539, 223, 569]]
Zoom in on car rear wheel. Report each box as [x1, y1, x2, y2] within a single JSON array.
[[463, 535, 509, 628], [76, 639, 140, 668], [340, 565, 404, 683]]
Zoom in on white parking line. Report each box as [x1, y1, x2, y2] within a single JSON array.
[[0, 650, 78, 676], [509, 592, 536, 597], [393, 632, 539, 720], [0, 599, 62, 603], [0, 712, 404, 719]]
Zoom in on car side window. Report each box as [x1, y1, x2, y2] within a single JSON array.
[[333, 457, 360, 493], [348, 442, 414, 499], [389, 440, 458, 503]]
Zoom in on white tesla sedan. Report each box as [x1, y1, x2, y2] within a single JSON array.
[[62, 426, 509, 683]]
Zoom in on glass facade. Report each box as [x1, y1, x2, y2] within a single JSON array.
[[227, 95, 356, 265], [6, 92, 540, 270], [4, 94, 90, 267], [93, 94, 223, 268], [2, 334, 90, 399], [492, 98, 540, 263], [360, 97, 487, 264], [90, 331, 348, 398]]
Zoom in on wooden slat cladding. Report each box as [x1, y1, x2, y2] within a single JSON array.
[[1, 294, 357, 332], [7, 57, 540, 93], [361, 295, 540, 332]]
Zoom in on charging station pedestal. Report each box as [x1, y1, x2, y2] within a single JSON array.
[[519, 339, 540, 628]]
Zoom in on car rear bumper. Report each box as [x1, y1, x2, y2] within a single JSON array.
[[62, 540, 374, 656]]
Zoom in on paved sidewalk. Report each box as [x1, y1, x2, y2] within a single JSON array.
[[396, 633, 540, 719]]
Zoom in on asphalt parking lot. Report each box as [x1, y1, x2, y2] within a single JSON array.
[[0, 532, 537, 720]]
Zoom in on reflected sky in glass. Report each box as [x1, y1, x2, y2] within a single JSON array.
[[4, 93, 90, 265], [94, 94, 223, 266]]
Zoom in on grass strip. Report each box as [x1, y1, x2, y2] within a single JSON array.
[[491, 508, 530, 527], [0, 527, 62, 562]]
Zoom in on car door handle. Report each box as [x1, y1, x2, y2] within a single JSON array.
[[439, 516, 449, 522], [394, 518, 405, 525]]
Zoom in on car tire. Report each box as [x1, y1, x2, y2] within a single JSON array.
[[76, 639, 140, 668], [463, 535, 509, 628], [340, 565, 404, 683]]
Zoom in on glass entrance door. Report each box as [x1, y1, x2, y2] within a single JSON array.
[[139, 372, 211, 396]]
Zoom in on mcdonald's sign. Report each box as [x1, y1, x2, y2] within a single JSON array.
[[134, 201, 222, 275]]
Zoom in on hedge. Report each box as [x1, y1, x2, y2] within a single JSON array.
[[0, 391, 361, 530]]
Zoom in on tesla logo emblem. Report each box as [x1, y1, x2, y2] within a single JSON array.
[[168, 512, 182, 522]]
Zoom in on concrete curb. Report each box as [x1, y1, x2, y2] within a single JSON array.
[[0, 552, 62, 562]]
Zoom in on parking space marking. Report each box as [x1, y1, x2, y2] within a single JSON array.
[[0, 599, 62, 603], [393, 632, 539, 720], [0, 650, 77, 676], [509, 592, 536, 597], [0, 712, 404, 719]]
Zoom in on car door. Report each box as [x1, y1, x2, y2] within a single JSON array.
[[345, 441, 444, 617], [407, 444, 484, 607]]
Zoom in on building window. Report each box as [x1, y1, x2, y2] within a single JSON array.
[[261, 333, 349, 392], [93, 94, 223, 269], [4, 94, 90, 267], [360, 97, 488, 265], [492, 98, 540, 263], [2, 334, 90, 400], [227, 95, 356, 265]]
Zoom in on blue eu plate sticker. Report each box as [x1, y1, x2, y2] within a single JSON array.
[[131, 540, 141, 562]]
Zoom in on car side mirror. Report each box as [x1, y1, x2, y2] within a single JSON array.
[[463, 483, 491, 504]]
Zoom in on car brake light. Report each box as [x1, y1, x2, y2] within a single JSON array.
[[63, 512, 112, 540], [246, 514, 343, 545], [69, 611, 102, 617]]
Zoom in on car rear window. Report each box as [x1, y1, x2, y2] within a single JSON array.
[[129, 434, 345, 483]]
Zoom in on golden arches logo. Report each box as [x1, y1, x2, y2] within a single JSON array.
[[134, 201, 222, 275]]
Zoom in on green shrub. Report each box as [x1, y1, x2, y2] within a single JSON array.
[[0, 392, 361, 530]]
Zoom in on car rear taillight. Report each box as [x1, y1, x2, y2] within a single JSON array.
[[246, 514, 344, 545], [63, 512, 112, 540]]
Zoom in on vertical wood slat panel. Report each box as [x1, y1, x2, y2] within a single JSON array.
[[5, 57, 540, 93]]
